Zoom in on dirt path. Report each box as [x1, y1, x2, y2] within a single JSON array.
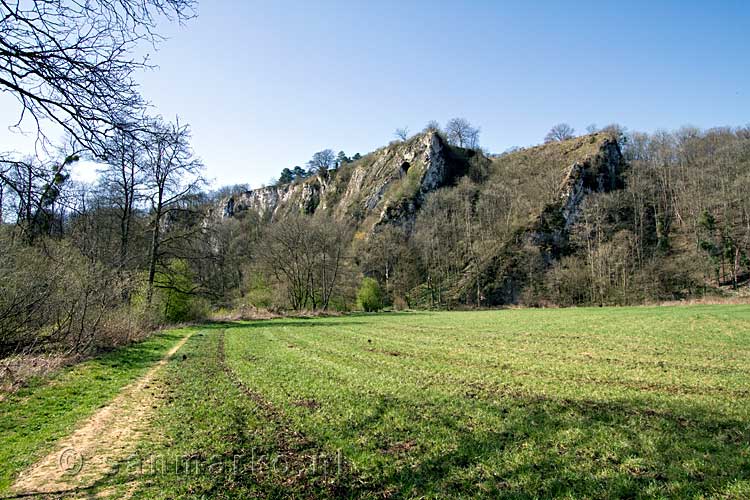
[[10, 333, 193, 497]]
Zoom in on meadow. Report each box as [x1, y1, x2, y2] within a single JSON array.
[[2, 305, 750, 498]]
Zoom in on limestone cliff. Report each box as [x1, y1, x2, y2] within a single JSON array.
[[448, 132, 626, 304], [216, 130, 625, 306], [219, 131, 480, 232], [558, 135, 623, 229]]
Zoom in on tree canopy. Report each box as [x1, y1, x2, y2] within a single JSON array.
[[0, 0, 196, 152]]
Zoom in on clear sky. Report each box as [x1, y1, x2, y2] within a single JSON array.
[[2, 0, 749, 188]]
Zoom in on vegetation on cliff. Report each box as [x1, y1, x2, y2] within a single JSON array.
[[214, 124, 749, 311]]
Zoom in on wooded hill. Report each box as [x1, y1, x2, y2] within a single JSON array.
[[215, 126, 749, 309]]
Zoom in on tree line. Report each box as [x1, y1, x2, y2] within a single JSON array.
[[0, 0, 201, 358], [2, 1, 748, 360]]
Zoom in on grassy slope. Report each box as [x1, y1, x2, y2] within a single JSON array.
[[489, 132, 615, 223], [117, 306, 750, 499], [0, 328, 191, 493]]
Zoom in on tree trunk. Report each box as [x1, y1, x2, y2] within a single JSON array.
[[733, 247, 740, 289], [147, 199, 163, 304]]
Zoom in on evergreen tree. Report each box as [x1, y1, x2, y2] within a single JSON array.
[[292, 166, 306, 180], [336, 151, 350, 166], [279, 168, 294, 184]]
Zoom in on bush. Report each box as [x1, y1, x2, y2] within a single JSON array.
[[357, 278, 384, 312], [241, 272, 274, 309], [152, 259, 207, 323], [392, 296, 409, 311], [0, 236, 144, 355]]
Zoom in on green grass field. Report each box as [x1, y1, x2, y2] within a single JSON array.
[[3, 306, 750, 498]]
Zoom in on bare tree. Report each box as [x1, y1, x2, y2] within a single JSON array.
[[259, 215, 350, 310], [601, 123, 628, 141], [311, 217, 351, 310], [445, 118, 480, 149], [142, 117, 204, 303], [307, 149, 336, 174], [395, 127, 410, 142], [0, 154, 79, 243], [259, 216, 311, 310], [359, 225, 422, 305], [98, 128, 146, 268], [545, 123, 576, 143], [423, 120, 441, 133], [0, 0, 196, 152]]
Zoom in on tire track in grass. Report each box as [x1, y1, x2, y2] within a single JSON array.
[[216, 329, 367, 497], [8, 332, 193, 498]]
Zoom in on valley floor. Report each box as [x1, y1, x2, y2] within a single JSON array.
[[2, 305, 750, 498]]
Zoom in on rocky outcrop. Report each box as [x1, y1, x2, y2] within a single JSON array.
[[218, 131, 623, 239], [558, 136, 623, 229], [218, 131, 476, 231], [215, 129, 625, 306], [449, 133, 626, 305], [222, 177, 326, 219], [529, 135, 624, 252]]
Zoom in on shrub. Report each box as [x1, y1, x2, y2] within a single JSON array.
[[242, 272, 274, 309], [0, 236, 149, 355], [392, 296, 409, 311], [153, 259, 206, 323], [357, 278, 384, 312]]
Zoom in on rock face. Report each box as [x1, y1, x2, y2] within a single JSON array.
[[215, 130, 625, 306], [222, 178, 324, 219], [219, 131, 476, 232], [463, 133, 626, 304], [558, 136, 623, 230], [218, 131, 624, 238], [528, 135, 625, 252]]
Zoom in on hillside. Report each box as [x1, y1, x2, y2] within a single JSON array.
[[207, 123, 750, 312], [216, 131, 627, 306], [458, 133, 625, 304], [219, 131, 487, 232], [220, 131, 622, 233]]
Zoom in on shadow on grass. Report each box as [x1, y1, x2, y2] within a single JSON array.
[[64, 330, 749, 499], [367, 393, 749, 498]]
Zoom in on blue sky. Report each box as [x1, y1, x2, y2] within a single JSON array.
[[2, 0, 749, 188]]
